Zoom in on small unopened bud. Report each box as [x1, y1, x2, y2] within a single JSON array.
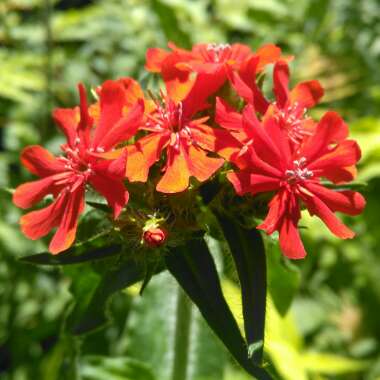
[[142, 227, 167, 248]]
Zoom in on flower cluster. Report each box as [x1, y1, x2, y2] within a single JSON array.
[[13, 42, 365, 258]]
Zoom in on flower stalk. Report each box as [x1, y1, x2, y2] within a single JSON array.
[[171, 286, 193, 380]]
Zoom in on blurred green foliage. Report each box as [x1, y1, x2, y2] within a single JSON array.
[[1, 0, 380, 379]]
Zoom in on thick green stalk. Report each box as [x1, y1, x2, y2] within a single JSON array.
[[171, 287, 193, 380]]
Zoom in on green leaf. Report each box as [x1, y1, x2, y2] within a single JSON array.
[[86, 201, 112, 213], [216, 214, 267, 366], [302, 352, 370, 374], [150, 0, 192, 48], [0, 187, 14, 195], [80, 356, 156, 380], [321, 180, 367, 191], [266, 243, 300, 316], [20, 232, 121, 265], [120, 271, 228, 380], [139, 259, 159, 296], [65, 258, 165, 335], [165, 237, 272, 379]]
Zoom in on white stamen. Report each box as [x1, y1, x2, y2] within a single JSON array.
[[206, 43, 231, 62], [285, 157, 313, 181]]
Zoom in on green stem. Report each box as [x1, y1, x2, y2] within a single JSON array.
[[171, 287, 192, 380]]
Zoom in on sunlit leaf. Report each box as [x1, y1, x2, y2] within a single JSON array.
[[166, 237, 273, 379], [80, 356, 156, 380], [302, 352, 370, 374], [266, 243, 300, 316], [216, 214, 267, 366]]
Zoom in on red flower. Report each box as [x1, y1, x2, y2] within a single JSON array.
[[13, 80, 144, 254], [136, 73, 235, 193], [227, 106, 366, 259], [231, 59, 323, 147], [145, 42, 284, 101]]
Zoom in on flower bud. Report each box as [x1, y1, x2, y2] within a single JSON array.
[[142, 227, 167, 248]]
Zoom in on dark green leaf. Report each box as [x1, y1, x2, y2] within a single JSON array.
[[0, 187, 14, 195], [65, 258, 165, 335], [139, 259, 159, 296], [165, 237, 272, 379], [321, 181, 367, 191], [150, 0, 192, 48], [20, 232, 121, 265], [267, 243, 300, 316], [216, 214, 267, 366], [86, 201, 112, 213], [199, 178, 221, 205]]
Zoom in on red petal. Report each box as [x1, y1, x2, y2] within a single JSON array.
[[92, 149, 127, 180], [90, 175, 128, 219], [264, 117, 292, 162], [302, 111, 349, 163], [92, 80, 126, 149], [308, 140, 361, 173], [137, 132, 169, 167], [20, 191, 68, 240], [215, 97, 243, 131], [257, 190, 288, 234], [20, 145, 65, 177], [97, 146, 149, 183], [260, 190, 306, 259], [145, 48, 170, 72], [290, 80, 324, 108], [187, 145, 224, 182], [182, 70, 226, 117], [230, 71, 253, 103], [125, 145, 149, 183], [278, 215, 307, 259], [304, 183, 365, 216], [13, 176, 57, 209], [323, 165, 357, 184], [168, 41, 191, 55], [49, 187, 85, 254], [227, 172, 280, 196], [77, 83, 92, 147], [156, 145, 190, 193], [230, 43, 252, 61], [100, 100, 144, 150], [273, 61, 290, 109], [255, 44, 282, 71], [243, 106, 284, 170], [246, 147, 283, 177], [161, 52, 194, 102], [118, 77, 146, 112], [231, 57, 269, 114], [303, 193, 355, 239], [190, 123, 241, 153], [52, 107, 79, 148]]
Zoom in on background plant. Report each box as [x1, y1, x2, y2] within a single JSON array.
[[1, 0, 380, 379]]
